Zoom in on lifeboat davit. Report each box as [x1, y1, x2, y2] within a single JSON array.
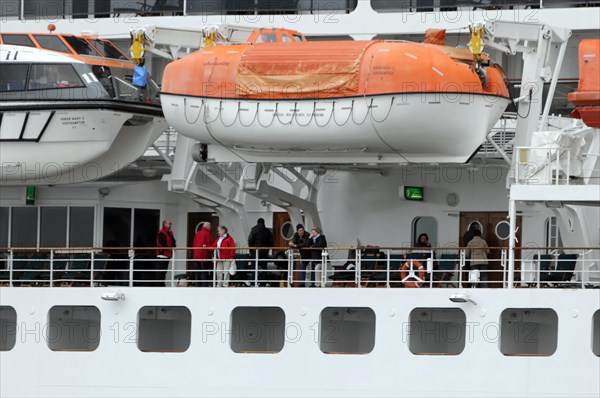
[[568, 39, 600, 128], [161, 28, 510, 163]]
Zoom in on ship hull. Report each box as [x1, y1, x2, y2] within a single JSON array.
[[0, 287, 598, 397], [162, 93, 510, 163]]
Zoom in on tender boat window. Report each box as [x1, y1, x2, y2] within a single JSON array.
[[47, 306, 101, 351], [137, 306, 191, 352], [292, 34, 304, 42], [1, 34, 35, 47], [33, 35, 71, 53], [0, 64, 28, 92], [593, 310, 600, 357], [0, 306, 17, 351], [500, 308, 558, 356], [257, 34, 277, 43], [408, 308, 466, 355], [62, 35, 100, 56], [28, 64, 84, 90], [319, 307, 376, 354], [88, 39, 128, 60], [281, 34, 292, 43], [230, 307, 285, 354]]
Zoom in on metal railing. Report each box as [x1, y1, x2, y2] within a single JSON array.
[[0, 246, 597, 289], [1, 0, 598, 21]]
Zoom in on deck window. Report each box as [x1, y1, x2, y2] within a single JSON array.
[[500, 308, 558, 356], [593, 310, 600, 357], [0, 207, 8, 247], [230, 307, 285, 353], [28, 64, 84, 90], [408, 308, 466, 355], [40, 207, 67, 247], [0, 64, 29, 92], [137, 306, 191, 352], [0, 306, 17, 351], [47, 306, 101, 351], [88, 39, 127, 60], [33, 35, 70, 53], [319, 307, 376, 354], [11, 207, 37, 248], [1, 34, 35, 47]]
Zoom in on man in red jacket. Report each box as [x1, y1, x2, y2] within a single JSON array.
[[193, 222, 214, 287], [156, 219, 176, 286], [213, 225, 236, 287]]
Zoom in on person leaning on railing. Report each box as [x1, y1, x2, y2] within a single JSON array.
[[288, 224, 311, 286]]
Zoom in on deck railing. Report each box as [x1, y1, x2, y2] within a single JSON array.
[[0, 246, 597, 289]]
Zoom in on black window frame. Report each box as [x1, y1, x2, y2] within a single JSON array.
[[1, 33, 36, 47], [0, 63, 30, 93], [62, 35, 101, 56], [33, 34, 71, 54], [26, 63, 85, 91]]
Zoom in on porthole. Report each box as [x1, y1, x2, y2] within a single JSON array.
[[495, 221, 511, 241], [280, 221, 294, 241]]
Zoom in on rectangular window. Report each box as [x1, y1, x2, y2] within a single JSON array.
[[1, 34, 35, 47], [28, 64, 84, 90], [0, 306, 17, 351], [230, 307, 285, 353], [138, 306, 191, 352], [69, 207, 94, 247], [500, 308, 558, 356], [0, 208, 8, 247], [103, 207, 132, 247], [320, 307, 376, 354], [10, 207, 38, 248], [89, 39, 127, 60], [134, 208, 160, 256], [0, 64, 28, 92], [33, 35, 70, 53], [40, 207, 67, 247], [63, 35, 99, 56], [47, 306, 100, 351]]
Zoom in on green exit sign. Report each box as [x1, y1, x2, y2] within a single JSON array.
[[25, 186, 36, 205], [404, 186, 424, 201]]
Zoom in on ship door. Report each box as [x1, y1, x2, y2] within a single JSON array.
[[272, 212, 293, 251], [186, 212, 219, 265], [459, 212, 522, 288]]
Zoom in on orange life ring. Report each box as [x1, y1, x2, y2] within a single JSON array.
[[400, 261, 425, 288]]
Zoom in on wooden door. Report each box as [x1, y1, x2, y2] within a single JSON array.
[[272, 212, 292, 250], [459, 212, 522, 288], [186, 212, 219, 268]]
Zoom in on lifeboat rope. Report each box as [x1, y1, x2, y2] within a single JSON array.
[[255, 102, 279, 128], [238, 102, 260, 128], [183, 97, 204, 125], [293, 101, 316, 127]]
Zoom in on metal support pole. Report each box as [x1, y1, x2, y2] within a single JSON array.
[[386, 250, 390, 288], [254, 250, 259, 287], [50, 249, 54, 287], [508, 198, 517, 288], [129, 250, 134, 287], [90, 250, 95, 287]]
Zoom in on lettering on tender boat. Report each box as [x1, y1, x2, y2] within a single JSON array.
[[60, 116, 86, 126]]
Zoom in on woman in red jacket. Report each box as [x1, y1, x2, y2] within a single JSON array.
[[213, 225, 236, 287]]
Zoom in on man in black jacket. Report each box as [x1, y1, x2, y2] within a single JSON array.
[[248, 218, 274, 285], [289, 224, 311, 286], [305, 227, 327, 287]]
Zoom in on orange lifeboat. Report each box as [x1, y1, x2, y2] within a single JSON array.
[[161, 28, 510, 163], [568, 39, 600, 128]]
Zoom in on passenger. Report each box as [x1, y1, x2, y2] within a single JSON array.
[[414, 233, 434, 259], [466, 229, 490, 288], [305, 227, 327, 287], [214, 226, 236, 287], [288, 224, 311, 287], [248, 218, 274, 286], [156, 219, 176, 286], [463, 224, 481, 287], [192, 222, 213, 287]]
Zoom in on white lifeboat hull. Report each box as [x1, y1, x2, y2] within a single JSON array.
[[161, 93, 510, 163], [0, 102, 166, 185]]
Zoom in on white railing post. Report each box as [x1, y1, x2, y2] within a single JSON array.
[[212, 252, 217, 287], [287, 252, 293, 288], [321, 250, 327, 288], [537, 250, 541, 289], [356, 249, 361, 288], [9, 250, 13, 287], [386, 250, 390, 288], [128, 249, 134, 287], [171, 256, 175, 287], [49, 249, 54, 287], [458, 249, 464, 288], [507, 198, 517, 288], [581, 250, 585, 289], [90, 250, 95, 287], [254, 249, 259, 287]]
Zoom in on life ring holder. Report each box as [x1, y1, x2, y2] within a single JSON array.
[[400, 260, 426, 288]]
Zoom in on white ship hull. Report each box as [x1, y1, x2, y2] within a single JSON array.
[[0, 287, 598, 397], [161, 93, 510, 163], [0, 103, 166, 185]]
